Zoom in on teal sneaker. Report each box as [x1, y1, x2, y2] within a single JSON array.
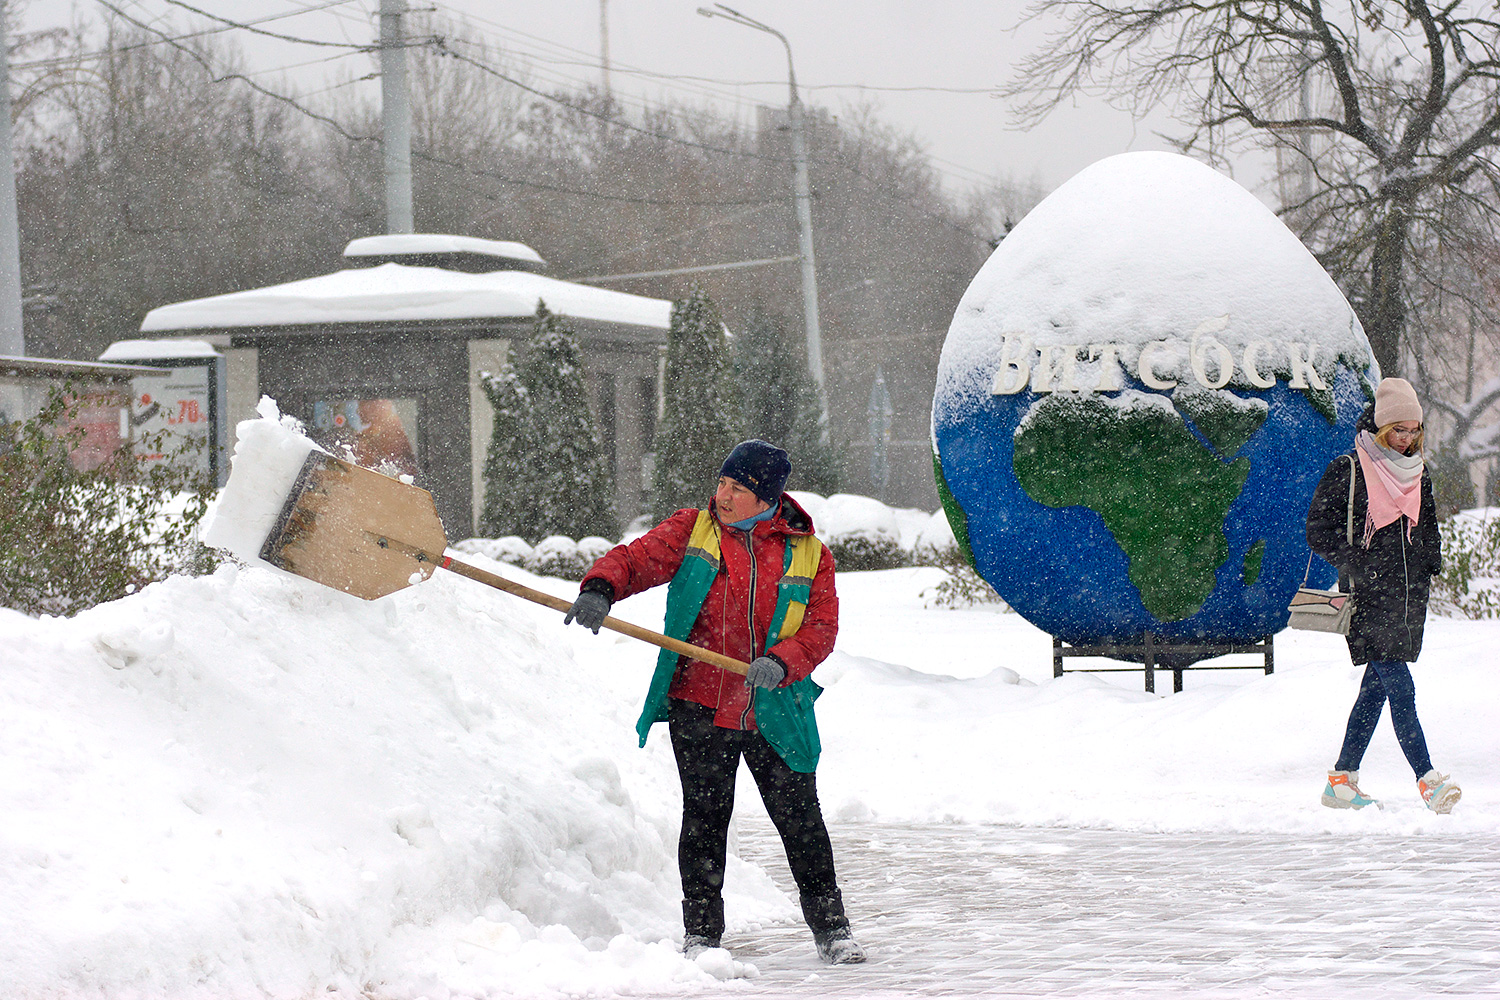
[[1322, 769, 1380, 810], [1418, 770, 1461, 814]]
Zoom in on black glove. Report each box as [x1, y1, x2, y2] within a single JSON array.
[[564, 590, 612, 634], [744, 655, 786, 690]]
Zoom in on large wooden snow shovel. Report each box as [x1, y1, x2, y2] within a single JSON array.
[[260, 451, 750, 674]]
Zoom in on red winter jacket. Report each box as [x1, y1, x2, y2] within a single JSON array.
[[581, 494, 839, 730]]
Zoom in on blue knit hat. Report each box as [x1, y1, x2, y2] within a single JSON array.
[[720, 440, 792, 504]]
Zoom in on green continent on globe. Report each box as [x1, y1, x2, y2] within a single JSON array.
[[1013, 394, 1250, 622], [1170, 386, 1268, 457]]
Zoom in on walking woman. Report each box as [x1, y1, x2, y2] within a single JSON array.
[[1306, 377, 1459, 813]]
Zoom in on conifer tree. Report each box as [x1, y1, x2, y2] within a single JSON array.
[[517, 301, 617, 541], [736, 305, 842, 496], [478, 359, 538, 539], [652, 286, 743, 517]]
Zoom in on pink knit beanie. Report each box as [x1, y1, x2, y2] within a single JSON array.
[[1374, 377, 1422, 427]]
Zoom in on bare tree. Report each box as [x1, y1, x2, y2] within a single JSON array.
[[1006, 1, 1500, 381]]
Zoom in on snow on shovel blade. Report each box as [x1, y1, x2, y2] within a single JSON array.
[[260, 451, 448, 601]]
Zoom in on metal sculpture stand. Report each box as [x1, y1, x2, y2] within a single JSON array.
[[1052, 633, 1274, 694]]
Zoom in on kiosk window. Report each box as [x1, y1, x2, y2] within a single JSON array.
[[310, 397, 420, 478]]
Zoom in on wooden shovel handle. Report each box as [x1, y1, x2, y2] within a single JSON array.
[[439, 555, 751, 675]]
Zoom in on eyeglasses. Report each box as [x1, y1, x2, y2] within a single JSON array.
[[1388, 425, 1422, 438]]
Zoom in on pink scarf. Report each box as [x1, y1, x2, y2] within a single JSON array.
[[1354, 431, 1423, 546]]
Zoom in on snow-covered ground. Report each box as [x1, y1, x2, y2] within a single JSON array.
[[4, 412, 1499, 997], [6, 557, 1498, 996]]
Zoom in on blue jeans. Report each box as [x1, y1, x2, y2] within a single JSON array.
[[1335, 660, 1433, 777]]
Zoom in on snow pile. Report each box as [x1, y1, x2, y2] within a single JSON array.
[[785, 489, 826, 526], [783, 493, 900, 572], [577, 536, 616, 566], [3, 408, 782, 997], [818, 494, 902, 546]]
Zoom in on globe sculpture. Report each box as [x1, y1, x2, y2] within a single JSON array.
[[932, 152, 1379, 655]]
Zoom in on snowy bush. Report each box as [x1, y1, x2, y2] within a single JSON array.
[[819, 493, 908, 571], [576, 535, 616, 568], [453, 536, 535, 567], [922, 551, 1011, 610], [1432, 508, 1500, 619], [1, 386, 214, 616], [912, 509, 960, 566], [526, 535, 589, 580], [891, 506, 936, 560], [786, 490, 827, 527]]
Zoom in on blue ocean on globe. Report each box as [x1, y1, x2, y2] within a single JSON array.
[[934, 370, 1367, 645]]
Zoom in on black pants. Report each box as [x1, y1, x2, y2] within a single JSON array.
[[1335, 660, 1434, 777], [668, 698, 842, 938]]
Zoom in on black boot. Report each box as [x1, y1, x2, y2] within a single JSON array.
[[800, 890, 866, 964], [682, 897, 724, 956]]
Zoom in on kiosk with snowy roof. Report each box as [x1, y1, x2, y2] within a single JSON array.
[[932, 152, 1378, 675], [139, 235, 672, 536]]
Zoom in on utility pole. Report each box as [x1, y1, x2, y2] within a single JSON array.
[[599, 0, 612, 99], [379, 0, 413, 234], [0, 1, 25, 356]]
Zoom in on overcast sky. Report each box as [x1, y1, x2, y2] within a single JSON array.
[[15, 0, 1225, 197]]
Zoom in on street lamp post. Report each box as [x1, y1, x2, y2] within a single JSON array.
[[697, 4, 828, 440]]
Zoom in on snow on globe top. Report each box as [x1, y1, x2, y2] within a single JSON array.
[[932, 151, 1378, 647]]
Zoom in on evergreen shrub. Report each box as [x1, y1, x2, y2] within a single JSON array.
[[480, 302, 616, 542], [477, 362, 538, 540], [736, 305, 841, 495], [652, 287, 742, 517]]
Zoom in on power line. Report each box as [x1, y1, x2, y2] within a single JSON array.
[[422, 0, 1003, 191], [92, 0, 371, 139], [434, 39, 790, 166], [15, 1, 363, 70], [87, 0, 782, 208], [80, 1, 990, 240], [577, 64, 1004, 97], [409, 146, 781, 206], [427, 1, 754, 109], [435, 39, 988, 243], [158, 0, 375, 49], [594, 201, 779, 266]]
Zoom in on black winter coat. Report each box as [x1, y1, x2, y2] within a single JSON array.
[[1305, 436, 1442, 665]]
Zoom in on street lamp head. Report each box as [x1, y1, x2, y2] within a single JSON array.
[[696, 7, 715, 17]]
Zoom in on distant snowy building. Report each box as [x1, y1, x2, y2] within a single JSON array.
[[140, 234, 671, 537]]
